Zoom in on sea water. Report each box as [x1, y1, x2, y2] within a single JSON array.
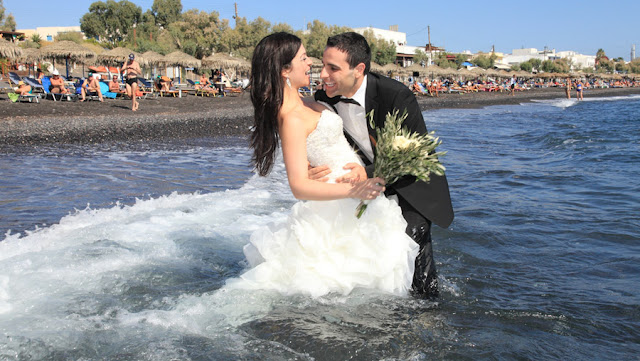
[[1, 95, 639, 360]]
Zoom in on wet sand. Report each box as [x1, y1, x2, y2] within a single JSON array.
[[1, 86, 639, 145]]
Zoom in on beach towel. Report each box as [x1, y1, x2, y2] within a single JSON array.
[[8, 92, 19, 102]]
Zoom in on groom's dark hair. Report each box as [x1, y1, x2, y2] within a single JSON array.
[[326, 32, 371, 74]]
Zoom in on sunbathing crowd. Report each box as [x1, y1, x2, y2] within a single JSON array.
[[2, 54, 248, 109], [408, 75, 640, 97]]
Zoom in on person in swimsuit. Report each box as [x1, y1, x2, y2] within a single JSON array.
[[576, 80, 584, 100], [124, 53, 141, 111]]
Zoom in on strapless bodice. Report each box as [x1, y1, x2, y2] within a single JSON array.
[[306, 110, 363, 183]]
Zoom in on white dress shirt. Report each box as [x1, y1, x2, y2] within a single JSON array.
[[334, 75, 374, 162]]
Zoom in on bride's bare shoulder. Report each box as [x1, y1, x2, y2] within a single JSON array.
[[303, 98, 331, 113]]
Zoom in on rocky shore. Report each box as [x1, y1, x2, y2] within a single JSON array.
[[1, 86, 639, 145]]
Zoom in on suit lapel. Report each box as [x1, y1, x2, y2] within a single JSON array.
[[365, 74, 381, 158]]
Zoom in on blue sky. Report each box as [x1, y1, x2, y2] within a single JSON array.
[[5, 0, 639, 60]]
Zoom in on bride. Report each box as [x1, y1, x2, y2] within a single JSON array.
[[225, 33, 418, 297]]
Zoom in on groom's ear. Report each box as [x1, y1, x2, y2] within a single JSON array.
[[354, 63, 366, 78]]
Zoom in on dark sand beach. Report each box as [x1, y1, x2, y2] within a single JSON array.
[[1, 86, 639, 145]]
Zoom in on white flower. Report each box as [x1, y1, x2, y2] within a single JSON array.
[[392, 135, 415, 150]]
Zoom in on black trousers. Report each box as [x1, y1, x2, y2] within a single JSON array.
[[398, 197, 439, 299]]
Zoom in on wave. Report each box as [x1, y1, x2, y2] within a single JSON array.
[[529, 94, 640, 108]]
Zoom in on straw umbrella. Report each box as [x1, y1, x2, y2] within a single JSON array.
[[0, 38, 23, 59], [97, 47, 142, 67], [201, 52, 243, 69], [202, 52, 251, 81], [39, 40, 96, 78], [141, 51, 166, 78], [141, 50, 165, 67], [0, 39, 24, 76], [164, 50, 201, 83], [370, 62, 384, 73]]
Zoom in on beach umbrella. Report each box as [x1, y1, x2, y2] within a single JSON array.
[[39, 40, 96, 78], [165, 50, 201, 68], [0, 38, 23, 59], [141, 51, 166, 78], [16, 47, 41, 63], [370, 62, 384, 73], [97, 47, 143, 67], [141, 50, 166, 67], [164, 50, 201, 83], [381, 63, 401, 76], [308, 56, 323, 67], [405, 63, 427, 75], [201, 53, 244, 69]]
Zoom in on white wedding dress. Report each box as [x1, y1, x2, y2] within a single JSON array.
[[226, 110, 418, 297]]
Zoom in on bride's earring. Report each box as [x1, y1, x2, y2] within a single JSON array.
[[286, 77, 292, 89]]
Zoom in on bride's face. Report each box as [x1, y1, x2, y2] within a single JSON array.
[[284, 44, 312, 88]]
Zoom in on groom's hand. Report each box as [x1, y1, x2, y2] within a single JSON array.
[[308, 163, 331, 182], [335, 163, 367, 183]]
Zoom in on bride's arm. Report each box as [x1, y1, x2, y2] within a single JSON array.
[[280, 115, 384, 201]]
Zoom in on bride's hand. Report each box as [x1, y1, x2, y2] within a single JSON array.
[[349, 177, 386, 200], [308, 163, 330, 182]]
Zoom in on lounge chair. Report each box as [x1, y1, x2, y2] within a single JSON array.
[[137, 78, 158, 99], [222, 83, 245, 97], [8, 72, 22, 85], [22, 77, 45, 94], [41, 77, 77, 101], [0, 78, 13, 93], [99, 81, 117, 99], [299, 86, 313, 96]]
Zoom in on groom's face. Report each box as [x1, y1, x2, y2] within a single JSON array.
[[321, 46, 363, 99]]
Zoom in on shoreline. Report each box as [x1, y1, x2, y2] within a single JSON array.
[[1, 86, 639, 146]]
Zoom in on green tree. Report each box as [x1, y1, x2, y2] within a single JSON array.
[[0, 0, 16, 31], [218, 16, 273, 59], [151, 0, 182, 28], [434, 52, 456, 68], [529, 58, 542, 71], [473, 54, 494, 69], [519, 61, 532, 72], [361, 29, 396, 65], [168, 9, 227, 59], [55, 31, 84, 44], [614, 60, 628, 73], [1, 13, 15, 31], [80, 0, 142, 43], [414, 49, 429, 66], [271, 22, 295, 34], [301, 20, 351, 59]]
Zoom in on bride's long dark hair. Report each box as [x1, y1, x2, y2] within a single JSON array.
[[250, 32, 302, 176]]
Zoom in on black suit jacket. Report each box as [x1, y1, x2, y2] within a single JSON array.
[[315, 72, 454, 228]]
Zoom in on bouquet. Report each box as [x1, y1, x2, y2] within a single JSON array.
[[356, 109, 446, 218]]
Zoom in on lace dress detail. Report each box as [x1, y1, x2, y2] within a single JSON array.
[[306, 111, 362, 183], [226, 110, 418, 297]]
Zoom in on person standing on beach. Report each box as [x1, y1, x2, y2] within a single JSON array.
[[312, 32, 454, 299], [576, 79, 584, 100], [510, 75, 516, 96], [565, 78, 572, 99], [123, 53, 141, 111]]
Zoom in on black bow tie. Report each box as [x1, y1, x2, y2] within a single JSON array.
[[338, 97, 361, 106]]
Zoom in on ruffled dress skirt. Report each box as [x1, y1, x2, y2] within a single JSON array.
[[226, 195, 419, 298]]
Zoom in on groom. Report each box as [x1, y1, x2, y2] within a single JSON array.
[[312, 32, 454, 298]]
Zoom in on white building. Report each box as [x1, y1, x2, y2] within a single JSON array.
[[16, 26, 83, 42], [555, 51, 596, 70], [352, 26, 442, 67], [499, 47, 595, 71]]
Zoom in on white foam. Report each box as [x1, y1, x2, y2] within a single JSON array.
[[530, 94, 640, 108]]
